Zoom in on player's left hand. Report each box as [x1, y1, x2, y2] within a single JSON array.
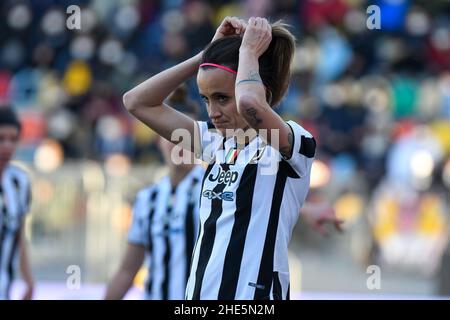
[[302, 202, 344, 236], [22, 283, 34, 300]]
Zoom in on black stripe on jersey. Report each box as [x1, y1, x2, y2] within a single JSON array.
[[280, 160, 300, 179], [11, 175, 24, 214], [145, 189, 158, 296], [299, 136, 316, 158], [0, 186, 6, 286], [286, 284, 290, 300], [25, 184, 31, 212], [192, 164, 229, 300], [5, 231, 20, 298], [218, 163, 258, 299], [198, 164, 214, 209], [191, 163, 214, 276], [272, 272, 282, 300], [11, 176, 20, 191], [221, 137, 226, 151], [185, 178, 199, 285], [161, 187, 176, 300], [161, 223, 171, 299], [253, 170, 288, 300], [188, 164, 214, 299]]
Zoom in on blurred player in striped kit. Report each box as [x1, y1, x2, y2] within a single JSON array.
[[0, 107, 34, 300], [104, 86, 204, 300]]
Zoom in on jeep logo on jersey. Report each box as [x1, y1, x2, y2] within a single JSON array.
[[202, 190, 234, 201], [208, 168, 239, 186]]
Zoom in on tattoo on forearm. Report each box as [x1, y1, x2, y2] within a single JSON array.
[[245, 107, 262, 126], [248, 70, 261, 81], [235, 70, 263, 87], [280, 131, 293, 159]]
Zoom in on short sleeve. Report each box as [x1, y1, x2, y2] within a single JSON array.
[[284, 120, 316, 178], [22, 180, 31, 216], [195, 121, 223, 163], [13, 168, 32, 217], [127, 188, 152, 247]]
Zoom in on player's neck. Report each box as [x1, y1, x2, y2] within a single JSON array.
[[233, 126, 258, 148]]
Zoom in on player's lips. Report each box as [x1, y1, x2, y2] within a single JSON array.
[[213, 121, 228, 127]]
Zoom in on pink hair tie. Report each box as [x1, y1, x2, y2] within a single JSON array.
[[199, 63, 237, 75]]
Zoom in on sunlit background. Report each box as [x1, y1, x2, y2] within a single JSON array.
[[1, 0, 449, 299]]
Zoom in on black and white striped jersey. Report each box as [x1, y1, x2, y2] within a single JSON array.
[[185, 120, 315, 300], [128, 165, 204, 300], [0, 164, 31, 300]]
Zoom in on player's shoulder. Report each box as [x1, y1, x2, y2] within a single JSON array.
[[198, 120, 222, 137], [135, 175, 170, 200], [135, 183, 158, 201], [286, 120, 316, 158], [285, 120, 314, 138], [197, 120, 215, 130], [6, 162, 31, 184], [191, 165, 206, 179]]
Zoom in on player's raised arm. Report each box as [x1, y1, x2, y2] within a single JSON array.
[[123, 17, 247, 154], [104, 243, 145, 300], [122, 54, 201, 153], [235, 18, 296, 159]]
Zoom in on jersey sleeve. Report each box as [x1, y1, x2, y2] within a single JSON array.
[[195, 121, 223, 163], [14, 169, 32, 217], [283, 120, 316, 178], [22, 177, 32, 216], [23, 182, 33, 215], [127, 188, 151, 247]]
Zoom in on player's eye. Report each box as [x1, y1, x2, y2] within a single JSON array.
[[217, 95, 229, 104]]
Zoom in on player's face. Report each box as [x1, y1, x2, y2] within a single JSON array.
[[0, 125, 20, 169], [158, 136, 194, 168], [197, 68, 248, 136]]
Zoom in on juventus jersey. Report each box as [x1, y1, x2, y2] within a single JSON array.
[[185, 120, 315, 300], [0, 164, 31, 300], [128, 165, 204, 299]]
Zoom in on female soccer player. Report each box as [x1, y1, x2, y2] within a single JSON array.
[[0, 107, 34, 300], [123, 17, 316, 300]]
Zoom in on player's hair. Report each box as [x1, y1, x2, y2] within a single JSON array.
[[201, 20, 295, 107], [166, 84, 200, 120], [0, 107, 21, 131]]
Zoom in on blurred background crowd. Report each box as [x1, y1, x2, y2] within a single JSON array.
[[1, 0, 450, 299]]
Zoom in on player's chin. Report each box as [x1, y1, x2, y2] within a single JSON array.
[[213, 125, 228, 136]]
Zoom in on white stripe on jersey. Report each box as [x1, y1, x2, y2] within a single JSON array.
[[0, 164, 31, 300], [127, 166, 204, 300], [186, 120, 315, 300]]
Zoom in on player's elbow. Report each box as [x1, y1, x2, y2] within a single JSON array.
[[122, 90, 139, 113], [237, 94, 262, 116]]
